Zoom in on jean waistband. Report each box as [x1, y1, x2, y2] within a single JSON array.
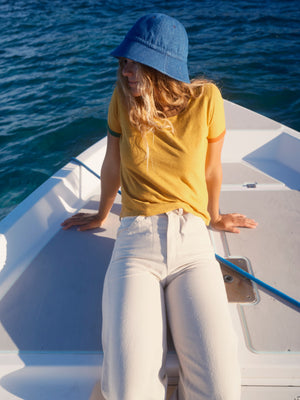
[[120, 209, 189, 221], [166, 208, 188, 216]]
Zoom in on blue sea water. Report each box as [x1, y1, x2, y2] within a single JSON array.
[[0, 0, 299, 221]]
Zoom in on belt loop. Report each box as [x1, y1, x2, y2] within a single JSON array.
[[166, 208, 186, 216]]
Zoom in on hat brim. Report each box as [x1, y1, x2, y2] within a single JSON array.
[[111, 38, 190, 84]]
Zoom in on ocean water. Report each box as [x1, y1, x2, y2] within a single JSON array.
[[0, 0, 299, 221]]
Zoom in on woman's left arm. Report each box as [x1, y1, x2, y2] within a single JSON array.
[[205, 138, 258, 233]]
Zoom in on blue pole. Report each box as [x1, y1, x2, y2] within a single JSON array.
[[216, 254, 300, 309]]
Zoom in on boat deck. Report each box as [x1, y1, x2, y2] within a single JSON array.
[[0, 100, 299, 399], [221, 162, 300, 352], [0, 199, 121, 353]]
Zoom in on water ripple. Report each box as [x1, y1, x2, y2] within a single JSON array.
[[0, 0, 299, 220]]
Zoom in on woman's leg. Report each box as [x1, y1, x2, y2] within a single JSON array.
[[101, 217, 168, 400], [166, 216, 241, 400]]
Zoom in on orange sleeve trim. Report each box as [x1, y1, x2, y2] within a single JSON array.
[[207, 129, 226, 143]]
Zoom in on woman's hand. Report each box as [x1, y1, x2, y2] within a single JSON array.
[[61, 212, 106, 232], [61, 133, 121, 233], [210, 213, 258, 234]]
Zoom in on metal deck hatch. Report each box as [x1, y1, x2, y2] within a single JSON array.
[[218, 257, 257, 303]]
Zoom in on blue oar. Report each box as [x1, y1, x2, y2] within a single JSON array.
[[70, 157, 300, 310], [216, 254, 300, 309]]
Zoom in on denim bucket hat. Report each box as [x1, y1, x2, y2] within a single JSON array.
[[110, 13, 190, 83]]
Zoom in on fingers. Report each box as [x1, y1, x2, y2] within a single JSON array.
[[61, 213, 86, 224], [226, 226, 241, 234], [212, 213, 258, 234], [244, 219, 258, 229], [61, 214, 87, 230], [231, 214, 258, 229], [226, 214, 258, 234], [61, 213, 102, 231], [76, 218, 101, 231]]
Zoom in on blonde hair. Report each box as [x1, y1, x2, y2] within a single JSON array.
[[117, 60, 207, 134], [117, 60, 207, 163]]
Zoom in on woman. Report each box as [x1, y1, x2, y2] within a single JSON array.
[[62, 13, 257, 400]]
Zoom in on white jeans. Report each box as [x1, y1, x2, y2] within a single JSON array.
[[101, 210, 241, 400]]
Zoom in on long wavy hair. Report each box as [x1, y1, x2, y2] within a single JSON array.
[[117, 59, 207, 163]]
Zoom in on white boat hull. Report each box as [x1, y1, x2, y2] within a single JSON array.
[[0, 100, 299, 399]]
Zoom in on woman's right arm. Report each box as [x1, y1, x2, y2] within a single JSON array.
[[61, 133, 121, 231]]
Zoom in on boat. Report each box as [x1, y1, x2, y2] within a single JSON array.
[[0, 98, 299, 399]]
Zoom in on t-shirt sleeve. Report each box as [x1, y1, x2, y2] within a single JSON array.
[[107, 87, 122, 137], [207, 84, 226, 143]]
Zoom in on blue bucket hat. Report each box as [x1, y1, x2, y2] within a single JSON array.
[[110, 13, 190, 83]]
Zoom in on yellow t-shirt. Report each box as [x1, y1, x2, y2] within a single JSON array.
[[107, 82, 226, 224]]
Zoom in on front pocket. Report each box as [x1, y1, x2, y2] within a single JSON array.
[[117, 216, 153, 237], [113, 216, 154, 262]]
